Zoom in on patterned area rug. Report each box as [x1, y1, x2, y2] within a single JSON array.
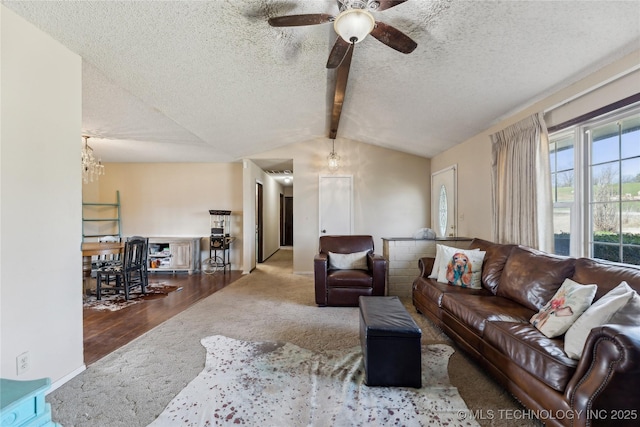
[[83, 282, 181, 311], [148, 335, 479, 427]]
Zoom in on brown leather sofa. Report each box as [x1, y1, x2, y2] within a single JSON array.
[[314, 235, 387, 306], [413, 238, 640, 427]]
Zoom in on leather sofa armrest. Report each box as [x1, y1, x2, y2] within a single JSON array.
[[565, 325, 640, 426], [314, 253, 329, 305], [368, 253, 387, 295], [418, 257, 436, 278]]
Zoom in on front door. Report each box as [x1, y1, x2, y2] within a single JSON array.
[[431, 166, 457, 237]]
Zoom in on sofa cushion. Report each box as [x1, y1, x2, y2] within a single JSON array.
[[441, 293, 534, 336], [327, 269, 372, 288], [436, 246, 486, 289], [530, 278, 597, 338], [469, 238, 516, 294], [415, 279, 491, 309], [483, 321, 578, 392], [498, 246, 576, 311], [571, 257, 640, 301]]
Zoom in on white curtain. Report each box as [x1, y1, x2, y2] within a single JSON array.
[[490, 112, 553, 252]]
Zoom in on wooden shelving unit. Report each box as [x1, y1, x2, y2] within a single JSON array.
[[82, 191, 121, 241]]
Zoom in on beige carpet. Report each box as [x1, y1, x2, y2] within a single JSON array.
[[48, 248, 540, 426]]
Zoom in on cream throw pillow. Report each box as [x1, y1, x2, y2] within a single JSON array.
[[530, 278, 597, 338], [436, 246, 486, 289], [328, 250, 368, 270], [564, 281, 635, 359], [429, 244, 480, 280]]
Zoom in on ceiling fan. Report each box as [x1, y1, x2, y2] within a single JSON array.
[[268, 0, 417, 68]]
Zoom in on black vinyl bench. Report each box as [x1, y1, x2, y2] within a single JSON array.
[[358, 296, 422, 388]]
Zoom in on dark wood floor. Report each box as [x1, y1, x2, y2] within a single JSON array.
[[83, 270, 242, 365]]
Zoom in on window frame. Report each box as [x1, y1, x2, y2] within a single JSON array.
[[549, 103, 640, 265]]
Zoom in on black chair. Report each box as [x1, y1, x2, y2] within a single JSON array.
[[127, 235, 149, 290], [96, 236, 147, 300]]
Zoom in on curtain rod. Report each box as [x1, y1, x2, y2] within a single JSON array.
[[546, 92, 640, 134]]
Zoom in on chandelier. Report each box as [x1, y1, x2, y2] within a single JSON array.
[[327, 139, 341, 171], [81, 135, 105, 183]]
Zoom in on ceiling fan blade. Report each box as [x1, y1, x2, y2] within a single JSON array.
[[268, 14, 334, 27], [326, 37, 352, 69], [370, 21, 417, 54], [329, 43, 354, 139], [372, 0, 408, 12]]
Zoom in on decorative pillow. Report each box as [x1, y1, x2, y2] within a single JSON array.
[[608, 290, 640, 325], [436, 246, 486, 289], [328, 250, 368, 270], [530, 278, 597, 338], [564, 281, 635, 359], [429, 244, 479, 279]]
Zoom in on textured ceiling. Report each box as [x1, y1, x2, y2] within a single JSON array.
[[4, 0, 640, 163]]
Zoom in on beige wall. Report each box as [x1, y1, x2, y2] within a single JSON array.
[[87, 163, 244, 269], [1, 5, 84, 386], [247, 138, 432, 274], [431, 50, 640, 241]]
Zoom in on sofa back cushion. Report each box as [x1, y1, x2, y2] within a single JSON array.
[[498, 246, 576, 311], [571, 258, 640, 301], [469, 238, 516, 294]]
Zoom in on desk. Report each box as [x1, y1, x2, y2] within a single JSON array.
[[81, 242, 124, 293]]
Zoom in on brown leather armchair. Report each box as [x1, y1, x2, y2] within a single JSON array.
[[314, 235, 387, 306]]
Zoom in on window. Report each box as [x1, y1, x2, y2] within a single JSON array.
[[549, 106, 640, 265]]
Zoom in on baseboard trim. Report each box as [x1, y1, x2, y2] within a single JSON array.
[[48, 364, 86, 394]]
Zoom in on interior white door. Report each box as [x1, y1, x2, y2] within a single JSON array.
[[431, 165, 457, 237], [319, 175, 353, 236]]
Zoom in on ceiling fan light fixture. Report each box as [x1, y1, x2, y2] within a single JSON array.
[[333, 9, 375, 44]]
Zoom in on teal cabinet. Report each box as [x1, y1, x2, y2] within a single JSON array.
[[0, 378, 60, 427]]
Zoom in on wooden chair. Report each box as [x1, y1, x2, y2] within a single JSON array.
[[96, 236, 147, 300], [127, 236, 149, 291]]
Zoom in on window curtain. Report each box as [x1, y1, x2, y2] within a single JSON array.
[[490, 112, 553, 251]]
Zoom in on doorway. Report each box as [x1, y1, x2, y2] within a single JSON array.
[[256, 182, 263, 263], [281, 195, 293, 246], [319, 175, 353, 236]]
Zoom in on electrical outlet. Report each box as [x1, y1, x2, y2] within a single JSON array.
[[16, 351, 30, 375]]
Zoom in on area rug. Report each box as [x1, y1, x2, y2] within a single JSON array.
[[83, 282, 181, 311], [148, 335, 479, 427]]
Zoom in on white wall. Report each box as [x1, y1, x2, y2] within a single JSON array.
[[431, 50, 640, 240], [1, 5, 84, 385], [247, 138, 432, 274], [87, 163, 244, 269]]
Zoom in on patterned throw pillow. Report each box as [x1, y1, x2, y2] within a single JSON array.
[[564, 281, 636, 359], [436, 246, 486, 289], [429, 244, 480, 279], [328, 250, 368, 270], [530, 278, 597, 338]]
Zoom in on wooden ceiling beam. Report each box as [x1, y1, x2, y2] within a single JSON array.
[[328, 44, 354, 140]]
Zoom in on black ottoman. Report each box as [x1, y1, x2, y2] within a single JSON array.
[[359, 296, 422, 388]]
